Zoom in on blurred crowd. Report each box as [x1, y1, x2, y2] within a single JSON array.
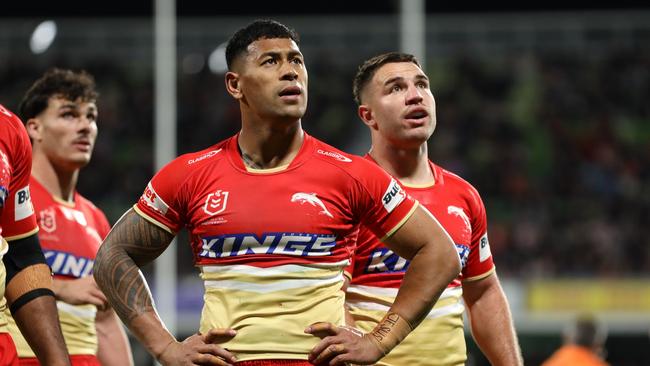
[[1, 21, 648, 280]]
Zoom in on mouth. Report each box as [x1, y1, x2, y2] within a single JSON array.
[[404, 108, 429, 120], [278, 86, 302, 99], [72, 140, 92, 151]]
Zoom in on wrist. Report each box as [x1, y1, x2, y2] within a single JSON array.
[[367, 311, 413, 356]]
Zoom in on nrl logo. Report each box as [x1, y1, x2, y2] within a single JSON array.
[[203, 190, 229, 216], [39, 207, 57, 233]]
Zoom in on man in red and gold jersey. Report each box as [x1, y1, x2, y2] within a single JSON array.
[[345, 52, 522, 366], [5, 69, 133, 366], [93, 20, 461, 366], [0, 104, 70, 365]]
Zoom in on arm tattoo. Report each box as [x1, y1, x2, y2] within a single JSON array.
[[94, 209, 174, 323]]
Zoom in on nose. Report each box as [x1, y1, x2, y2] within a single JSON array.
[[280, 64, 299, 81], [77, 116, 94, 133], [405, 84, 423, 105]]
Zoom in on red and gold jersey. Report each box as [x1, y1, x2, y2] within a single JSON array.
[[135, 133, 418, 361], [346, 158, 494, 366], [0, 105, 38, 333], [6, 177, 110, 357]]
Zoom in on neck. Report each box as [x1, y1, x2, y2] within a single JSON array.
[[238, 118, 304, 169], [31, 152, 79, 203], [368, 139, 433, 186]]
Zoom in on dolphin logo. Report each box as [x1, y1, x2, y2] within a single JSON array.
[[291, 192, 333, 218]]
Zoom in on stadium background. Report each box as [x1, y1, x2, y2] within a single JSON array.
[[1, 1, 648, 364]]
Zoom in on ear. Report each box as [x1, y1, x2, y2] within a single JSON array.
[[357, 105, 377, 130], [225, 71, 242, 99], [25, 118, 43, 142]]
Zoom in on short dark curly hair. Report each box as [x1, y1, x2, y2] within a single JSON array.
[[19, 68, 98, 121], [225, 19, 300, 71], [352, 52, 421, 105]]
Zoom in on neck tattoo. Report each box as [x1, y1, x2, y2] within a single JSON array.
[[241, 151, 265, 169]]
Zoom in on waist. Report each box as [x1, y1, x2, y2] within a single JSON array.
[[199, 263, 346, 361]]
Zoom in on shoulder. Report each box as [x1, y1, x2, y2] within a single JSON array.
[[310, 138, 383, 176], [0, 104, 29, 149], [436, 164, 483, 203]]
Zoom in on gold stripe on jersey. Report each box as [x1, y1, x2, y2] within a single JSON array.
[[347, 285, 466, 366], [462, 266, 496, 282], [379, 202, 419, 242], [133, 205, 174, 234], [2, 227, 39, 242], [6, 301, 98, 357], [199, 263, 348, 361]]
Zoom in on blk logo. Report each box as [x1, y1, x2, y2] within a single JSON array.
[[204, 190, 229, 216]]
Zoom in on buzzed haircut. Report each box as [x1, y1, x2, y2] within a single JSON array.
[[353, 52, 421, 105], [19, 68, 98, 121], [225, 19, 300, 71]]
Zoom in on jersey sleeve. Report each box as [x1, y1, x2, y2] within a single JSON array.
[[350, 159, 418, 242], [0, 106, 38, 240], [95, 208, 112, 240], [134, 157, 190, 234], [462, 185, 495, 281]]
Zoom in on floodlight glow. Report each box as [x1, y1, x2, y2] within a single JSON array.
[[30, 20, 57, 54], [208, 43, 228, 74]]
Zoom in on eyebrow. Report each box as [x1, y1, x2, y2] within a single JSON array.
[[383, 74, 429, 86], [58, 103, 97, 113], [259, 50, 303, 59]]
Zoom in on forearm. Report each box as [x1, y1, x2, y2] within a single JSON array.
[[390, 244, 459, 327], [93, 209, 175, 359], [96, 309, 134, 366], [12, 295, 70, 365], [466, 278, 522, 366]]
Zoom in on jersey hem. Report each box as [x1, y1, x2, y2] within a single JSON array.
[[461, 266, 495, 282], [380, 202, 419, 242], [3, 227, 39, 242], [133, 205, 175, 234]]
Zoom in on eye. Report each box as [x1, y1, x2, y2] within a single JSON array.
[[417, 81, 429, 89], [87, 113, 97, 122], [391, 84, 402, 93], [291, 57, 303, 65], [61, 111, 76, 120], [262, 58, 277, 65]]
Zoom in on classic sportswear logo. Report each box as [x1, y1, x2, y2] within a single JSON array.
[[316, 149, 352, 163], [291, 192, 333, 218], [204, 190, 229, 216], [382, 179, 405, 213], [15, 185, 34, 221], [188, 149, 222, 165]]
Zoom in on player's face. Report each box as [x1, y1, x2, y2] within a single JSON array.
[[363, 62, 436, 148], [234, 38, 308, 121], [33, 96, 98, 169]]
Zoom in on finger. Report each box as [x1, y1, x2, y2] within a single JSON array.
[[329, 353, 353, 366], [191, 353, 233, 366], [203, 328, 237, 344], [311, 343, 346, 366], [196, 344, 237, 364], [305, 322, 339, 338], [309, 335, 340, 361]]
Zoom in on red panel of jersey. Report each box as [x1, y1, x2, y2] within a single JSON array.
[[349, 157, 494, 289], [29, 178, 110, 279], [136, 133, 416, 268], [0, 104, 38, 240]]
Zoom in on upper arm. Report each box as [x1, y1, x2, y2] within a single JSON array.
[[382, 204, 455, 261], [96, 209, 175, 269], [462, 271, 499, 307]]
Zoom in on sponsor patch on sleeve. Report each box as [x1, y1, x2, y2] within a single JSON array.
[[479, 232, 491, 262], [14, 185, 34, 221], [140, 182, 169, 215], [382, 179, 406, 213]]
